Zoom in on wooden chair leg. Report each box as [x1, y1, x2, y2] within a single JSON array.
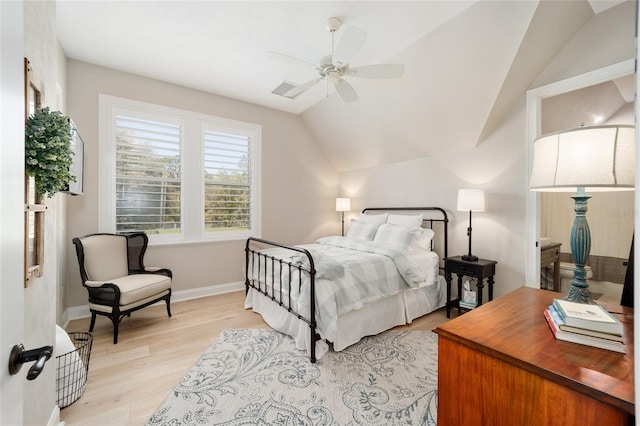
[[89, 312, 97, 332], [165, 297, 172, 317], [111, 316, 119, 344]]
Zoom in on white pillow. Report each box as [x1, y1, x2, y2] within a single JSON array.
[[410, 228, 435, 252], [373, 223, 421, 251], [346, 219, 379, 241], [358, 213, 388, 225], [387, 213, 423, 228]]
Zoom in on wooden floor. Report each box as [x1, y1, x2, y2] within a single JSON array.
[[60, 290, 449, 425]]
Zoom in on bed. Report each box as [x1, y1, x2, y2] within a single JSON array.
[[244, 207, 449, 362]]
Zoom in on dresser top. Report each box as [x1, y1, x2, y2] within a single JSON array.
[[434, 286, 634, 414]]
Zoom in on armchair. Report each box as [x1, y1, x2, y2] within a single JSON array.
[[72, 233, 172, 343]]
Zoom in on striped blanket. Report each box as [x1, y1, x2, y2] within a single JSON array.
[[247, 236, 438, 337]]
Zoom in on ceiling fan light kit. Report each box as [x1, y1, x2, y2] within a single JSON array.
[[270, 17, 405, 103]]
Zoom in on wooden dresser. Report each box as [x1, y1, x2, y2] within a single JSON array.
[[434, 286, 634, 426]]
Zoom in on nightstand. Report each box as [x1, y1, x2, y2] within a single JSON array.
[[540, 242, 561, 291], [445, 256, 497, 317]]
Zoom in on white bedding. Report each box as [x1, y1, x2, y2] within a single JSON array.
[[245, 276, 447, 359], [245, 236, 444, 359]]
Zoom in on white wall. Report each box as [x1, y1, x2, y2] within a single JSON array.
[[64, 60, 339, 308], [340, 94, 528, 299], [338, 0, 635, 299], [532, 0, 635, 88]]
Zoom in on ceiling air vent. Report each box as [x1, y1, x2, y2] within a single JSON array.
[[271, 81, 303, 99]]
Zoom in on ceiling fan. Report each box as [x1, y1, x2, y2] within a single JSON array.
[[269, 17, 405, 103]]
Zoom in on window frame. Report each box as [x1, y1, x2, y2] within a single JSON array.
[[200, 121, 255, 240], [99, 94, 261, 245]]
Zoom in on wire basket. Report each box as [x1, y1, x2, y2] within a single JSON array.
[[56, 332, 93, 409]]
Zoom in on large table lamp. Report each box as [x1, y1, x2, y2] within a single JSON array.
[[336, 197, 351, 236], [457, 189, 485, 261], [529, 125, 635, 303]]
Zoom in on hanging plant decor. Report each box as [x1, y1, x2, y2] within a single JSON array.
[[25, 107, 76, 198]]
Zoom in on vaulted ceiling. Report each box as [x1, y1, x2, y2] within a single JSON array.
[[56, 0, 630, 172]]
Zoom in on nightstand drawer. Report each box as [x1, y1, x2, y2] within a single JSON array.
[[540, 243, 561, 265], [447, 261, 495, 279], [450, 262, 478, 275]]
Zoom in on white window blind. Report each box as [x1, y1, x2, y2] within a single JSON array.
[[100, 95, 261, 244], [203, 129, 251, 232], [115, 114, 182, 235]]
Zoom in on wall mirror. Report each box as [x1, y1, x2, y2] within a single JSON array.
[[24, 58, 46, 286]]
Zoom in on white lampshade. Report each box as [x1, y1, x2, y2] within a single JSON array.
[[529, 125, 635, 192], [335, 197, 351, 212], [457, 189, 485, 212]]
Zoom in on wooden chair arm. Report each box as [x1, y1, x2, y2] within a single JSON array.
[[85, 282, 121, 306]]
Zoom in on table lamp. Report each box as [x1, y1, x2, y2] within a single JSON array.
[[529, 125, 634, 303], [336, 197, 351, 236], [457, 189, 485, 261]]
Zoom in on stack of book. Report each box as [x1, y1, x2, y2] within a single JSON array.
[[459, 300, 477, 310], [544, 298, 625, 353]]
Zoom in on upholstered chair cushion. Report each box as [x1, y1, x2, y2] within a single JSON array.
[[81, 234, 128, 281], [86, 274, 171, 305]]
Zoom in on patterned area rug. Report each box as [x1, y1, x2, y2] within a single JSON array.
[[147, 328, 438, 425]]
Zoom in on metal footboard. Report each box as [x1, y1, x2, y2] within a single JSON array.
[[244, 237, 320, 362]]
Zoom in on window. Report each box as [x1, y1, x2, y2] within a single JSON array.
[[203, 126, 251, 233], [100, 95, 261, 244], [115, 113, 182, 235]]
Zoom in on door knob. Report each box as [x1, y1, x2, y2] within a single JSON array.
[[8, 344, 53, 380]]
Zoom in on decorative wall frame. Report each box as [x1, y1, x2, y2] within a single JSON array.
[[24, 58, 46, 286]]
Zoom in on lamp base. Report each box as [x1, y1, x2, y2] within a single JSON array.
[[461, 254, 479, 262], [565, 284, 594, 304]]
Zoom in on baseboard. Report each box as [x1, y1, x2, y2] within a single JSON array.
[[47, 405, 60, 426], [63, 281, 245, 325]]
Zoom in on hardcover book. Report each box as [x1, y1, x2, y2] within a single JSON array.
[[552, 298, 623, 335], [544, 309, 625, 354], [548, 305, 623, 341]]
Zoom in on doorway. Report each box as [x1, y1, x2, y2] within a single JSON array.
[[538, 75, 634, 304], [524, 59, 635, 291]]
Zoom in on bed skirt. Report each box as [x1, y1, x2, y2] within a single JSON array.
[[245, 275, 449, 359]]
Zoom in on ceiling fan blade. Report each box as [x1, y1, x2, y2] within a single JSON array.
[[346, 64, 405, 79], [284, 77, 323, 97], [333, 25, 366, 66], [267, 51, 317, 69], [334, 78, 358, 103]]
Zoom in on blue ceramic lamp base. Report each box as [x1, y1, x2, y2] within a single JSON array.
[[565, 187, 594, 304]]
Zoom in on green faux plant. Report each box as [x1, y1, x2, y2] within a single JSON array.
[[25, 107, 75, 198]]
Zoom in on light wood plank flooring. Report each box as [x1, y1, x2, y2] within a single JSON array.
[[60, 290, 449, 425]]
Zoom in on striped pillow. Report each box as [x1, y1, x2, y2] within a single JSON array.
[[346, 220, 379, 241], [373, 223, 421, 251]]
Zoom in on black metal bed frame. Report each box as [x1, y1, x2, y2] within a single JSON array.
[[245, 207, 449, 363]]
